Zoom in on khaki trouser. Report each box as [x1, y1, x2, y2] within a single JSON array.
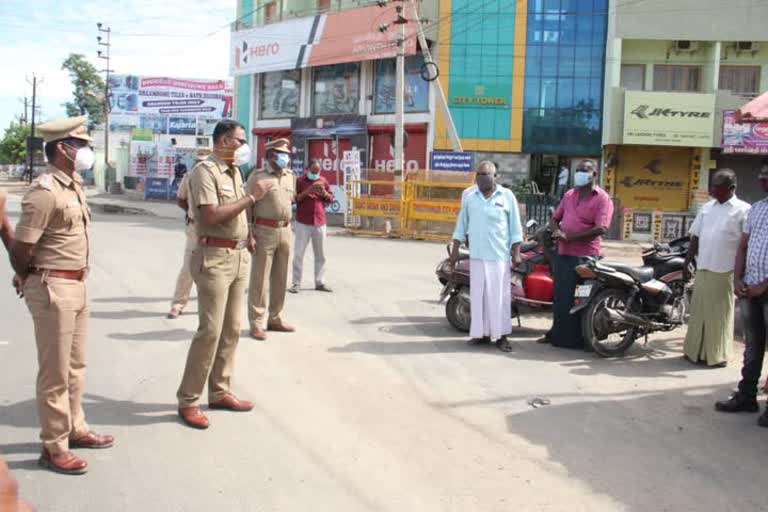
[[248, 224, 291, 329], [171, 223, 197, 310], [177, 246, 249, 407], [292, 222, 327, 287], [24, 273, 90, 454]]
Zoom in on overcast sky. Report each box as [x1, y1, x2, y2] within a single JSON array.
[[0, 0, 235, 132]]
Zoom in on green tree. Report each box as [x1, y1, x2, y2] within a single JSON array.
[[61, 53, 105, 130], [0, 122, 31, 164]]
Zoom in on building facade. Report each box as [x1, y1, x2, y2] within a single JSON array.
[[602, 0, 768, 240], [231, 0, 609, 193], [231, 0, 439, 208]]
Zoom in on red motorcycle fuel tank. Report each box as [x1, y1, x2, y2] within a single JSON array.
[[523, 265, 553, 302]]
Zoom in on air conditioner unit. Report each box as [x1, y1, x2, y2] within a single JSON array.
[[673, 40, 698, 52], [735, 41, 759, 53]]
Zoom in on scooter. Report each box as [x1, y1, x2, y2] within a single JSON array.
[[436, 220, 556, 333]]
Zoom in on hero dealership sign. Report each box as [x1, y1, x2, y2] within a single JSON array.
[[230, 3, 416, 76]]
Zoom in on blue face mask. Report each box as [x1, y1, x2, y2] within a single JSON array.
[[275, 153, 290, 169], [307, 171, 320, 180]]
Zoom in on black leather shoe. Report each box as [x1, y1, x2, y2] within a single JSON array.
[[468, 337, 491, 345], [715, 394, 759, 413], [496, 336, 514, 352], [758, 409, 768, 428]]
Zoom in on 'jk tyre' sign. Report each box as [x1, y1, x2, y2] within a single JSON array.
[[623, 91, 715, 147]]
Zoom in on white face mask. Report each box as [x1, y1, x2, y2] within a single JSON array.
[[234, 144, 252, 166], [74, 147, 95, 173], [573, 170, 593, 188]]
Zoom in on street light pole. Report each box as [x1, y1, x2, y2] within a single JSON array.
[[394, 2, 407, 177], [98, 23, 113, 189]]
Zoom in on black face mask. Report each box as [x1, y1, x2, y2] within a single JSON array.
[[476, 174, 495, 193]]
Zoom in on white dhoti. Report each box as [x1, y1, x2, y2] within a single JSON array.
[[470, 258, 512, 341]]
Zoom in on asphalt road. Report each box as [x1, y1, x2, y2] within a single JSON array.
[[0, 192, 766, 512]]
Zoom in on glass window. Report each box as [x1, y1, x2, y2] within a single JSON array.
[[260, 70, 300, 119], [719, 65, 761, 96], [312, 63, 360, 115], [653, 65, 701, 92], [373, 55, 429, 114], [620, 64, 645, 91]]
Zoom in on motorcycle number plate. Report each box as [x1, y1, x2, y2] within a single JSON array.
[[575, 285, 593, 298]]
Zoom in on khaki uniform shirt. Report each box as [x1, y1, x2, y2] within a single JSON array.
[[188, 155, 248, 240], [15, 166, 90, 270], [246, 166, 296, 223]]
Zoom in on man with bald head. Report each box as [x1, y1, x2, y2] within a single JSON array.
[[684, 169, 750, 367], [450, 161, 523, 352]]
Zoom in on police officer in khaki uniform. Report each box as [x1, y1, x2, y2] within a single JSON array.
[[10, 117, 113, 475], [246, 138, 296, 340], [176, 120, 271, 430]]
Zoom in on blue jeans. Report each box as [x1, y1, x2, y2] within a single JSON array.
[[737, 296, 768, 399]]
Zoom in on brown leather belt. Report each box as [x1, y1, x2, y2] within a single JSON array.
[[254, 217, 290, 228], [198, 236, 248, 249], [31, 268, 87, 281]]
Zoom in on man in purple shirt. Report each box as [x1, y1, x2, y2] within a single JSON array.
[[715, 166, 768, 427], [545, 159, 614, 350]]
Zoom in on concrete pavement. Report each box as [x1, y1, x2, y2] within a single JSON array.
[[0, 187, 766, 511]]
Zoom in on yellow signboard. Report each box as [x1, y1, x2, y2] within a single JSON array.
[[623, 91, 715, 147], [615, 145, 692, 211]]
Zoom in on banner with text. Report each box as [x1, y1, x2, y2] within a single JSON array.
[[623, 91, 715, 147], [110, 75, 233, 117], [230, 3, 416, 76], [722, 110, 768, 154]]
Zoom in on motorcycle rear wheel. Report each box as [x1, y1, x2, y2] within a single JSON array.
[[582, 288, 639, 357], [446, 292, 471, 333]]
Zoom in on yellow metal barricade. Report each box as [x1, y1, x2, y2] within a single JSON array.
[[344, 170, 474, 241]]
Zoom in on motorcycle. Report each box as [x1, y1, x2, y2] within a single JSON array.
[[570, 237, 694, 357], [436, 220, 556, 333]]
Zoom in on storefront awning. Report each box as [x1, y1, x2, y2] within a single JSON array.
[[735, 91, 768, 124]]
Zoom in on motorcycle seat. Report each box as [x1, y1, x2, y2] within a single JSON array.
[[600, 261, 655, 283]]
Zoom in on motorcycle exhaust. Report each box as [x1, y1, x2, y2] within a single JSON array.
[[605, 308, 667, 330], [605, 307, 649, 328]]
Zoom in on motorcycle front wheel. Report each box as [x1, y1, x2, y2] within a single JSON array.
[[582, 288, 639, 357], [446, 292, 471, 333]]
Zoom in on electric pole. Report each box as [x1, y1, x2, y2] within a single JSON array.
[[378, 0, 409, 176], [408, 0, 461, 152], [98, 23, 113, 188], [20, 97, 28, 125], [26, 74, 41, 184]]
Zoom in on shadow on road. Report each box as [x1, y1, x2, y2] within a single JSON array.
[[499, 384, 768, 511], [92, 296, 173, 304], [109, 329, 195, 342], [0, 393, 178, 431], [91, 309, 180, 320]]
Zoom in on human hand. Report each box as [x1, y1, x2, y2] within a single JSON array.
[[12, 275, 24, 298], [248, 179, 273, 201], [0, 458, 33, 512], [246, 236, 257, 254], [552, 229, 567, 241], [735, 278, 747, 298], [745, 282, 768, 299]]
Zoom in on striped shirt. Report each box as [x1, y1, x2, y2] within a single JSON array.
[[744, 198, 768, 286]]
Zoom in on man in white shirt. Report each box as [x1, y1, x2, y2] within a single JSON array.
[[683, 169, 751, 367]]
